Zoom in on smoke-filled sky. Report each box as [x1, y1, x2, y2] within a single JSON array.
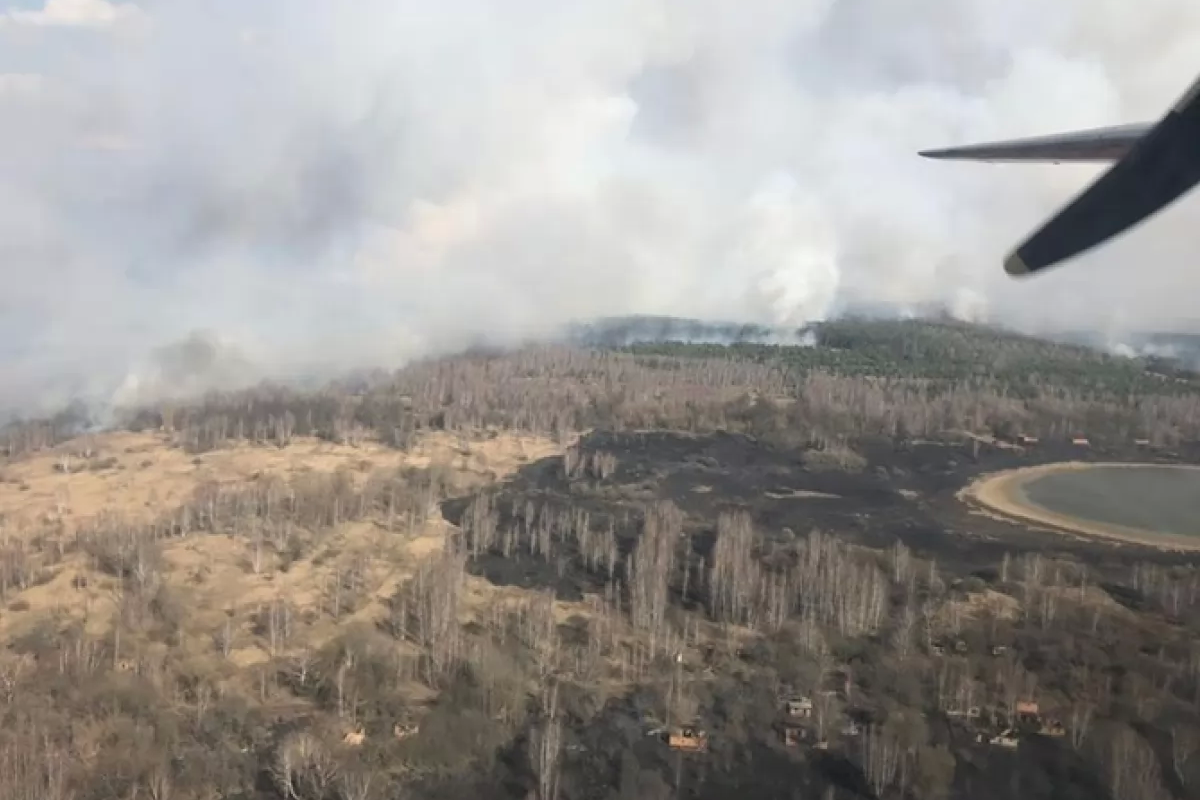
[[3, 0, 1200, 412]]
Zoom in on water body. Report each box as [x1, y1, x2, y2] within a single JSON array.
[[1019, 465, 1200, 538]]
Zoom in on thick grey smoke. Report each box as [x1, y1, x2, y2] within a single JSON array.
[[2, 0, 1200, 412]]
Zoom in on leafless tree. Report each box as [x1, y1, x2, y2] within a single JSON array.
[[813, 691, 841, 744], [1172, 725, 1198, 789], [531, 682, 563, 800], [709, 509, 762, 627], [336, 767, 372, 800], [1105, 725, 1169, 800], [214, 613, 235, 658], [893, 601, 917, 660], [396, 544, 466, 686], [861, 724, 902, 798], [272, 731, 339, 800], [1069, 702, 1094, 751], [628, 501, 681, 656], [794, 530, 887, 638]]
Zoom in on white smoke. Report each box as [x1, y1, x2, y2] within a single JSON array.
[[2, 0, 1200, 412], [109, 330, 260, 408]]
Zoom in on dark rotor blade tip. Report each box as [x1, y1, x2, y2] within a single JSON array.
[[1004, 251, 1032, 277]]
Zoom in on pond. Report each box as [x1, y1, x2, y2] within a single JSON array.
[[1018, 465, 1200, 539]]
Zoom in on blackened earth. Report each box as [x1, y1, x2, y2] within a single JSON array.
[[430, 432, 1200, 800]]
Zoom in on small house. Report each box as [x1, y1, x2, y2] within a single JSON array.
[[947, 705, 982, 720], [342, 728, 366, 747], [784, 726, 814, 748], [986, 729, 1019, 749], [1039, 719, 1066, 738], [393, 723, 419, 741], [786, 697, 814, 719], [1070, 437, 1090, 446], [1015, 701, 1041, 725], [669, 726, 709, 753]]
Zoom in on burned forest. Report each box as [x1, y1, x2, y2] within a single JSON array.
[[1, 317, 1200, 800]]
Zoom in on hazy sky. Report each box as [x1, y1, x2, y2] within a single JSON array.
[[3, 0, 1200, 412]]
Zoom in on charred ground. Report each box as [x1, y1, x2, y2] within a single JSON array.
[[455, 429, 1200, 590], [1, 317, 1199, 800]]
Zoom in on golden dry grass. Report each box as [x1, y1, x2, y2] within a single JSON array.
[[0, 426, 731, 716], [0, 429, 569, 653], [0, 430, 559, 535]]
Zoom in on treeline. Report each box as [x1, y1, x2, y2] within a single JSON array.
[[102, 344, 1200, 454], [631, 318, 1200, 397], [5, 320, 1200, 460], [0, 400, 94, 459]]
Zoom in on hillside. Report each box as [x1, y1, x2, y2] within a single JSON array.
[[0, 317, 1198, 800]]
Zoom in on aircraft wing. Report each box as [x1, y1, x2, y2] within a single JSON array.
[[918, 122, 1151, 163], [920, 71, 1200, 275], [1005, 75, 1200, 275]]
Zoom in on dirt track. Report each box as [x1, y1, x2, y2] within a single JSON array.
[[959, 461, 1200, 552]]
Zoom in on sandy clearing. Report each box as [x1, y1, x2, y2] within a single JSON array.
[[959, 461, 1200, 552]]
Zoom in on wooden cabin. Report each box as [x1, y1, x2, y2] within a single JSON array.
[[986, 729, 1019, 748], [1015, 700, 1041, 726], [1039, 719, 1066, 738], [786, 697, 814, 719], [668, 726, 709, 753], [784, 726, 815, 748]]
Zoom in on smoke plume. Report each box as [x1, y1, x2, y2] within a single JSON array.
[[3, 0, 1200, 412]]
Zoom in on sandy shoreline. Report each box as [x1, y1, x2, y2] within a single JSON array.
[[958, 461, 1200, 552]]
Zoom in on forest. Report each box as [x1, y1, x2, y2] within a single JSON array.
[[0, 317, 1198, 800]]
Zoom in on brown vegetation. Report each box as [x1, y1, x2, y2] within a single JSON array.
[[0, 325, 1198, 799]]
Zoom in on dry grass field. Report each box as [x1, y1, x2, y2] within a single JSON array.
[[0, 429, 569, 671]]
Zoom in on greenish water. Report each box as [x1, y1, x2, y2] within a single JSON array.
[[1020, 465, 1200, 538]]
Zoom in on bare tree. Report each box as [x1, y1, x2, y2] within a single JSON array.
[[861, 724, 902, 798], [272, 731, 339, 800], [893, 601, 917, 661], [813, 691, 841, 744], [214, 613, 235, 658], [1172, 725, 1198, 789], [532, 683, 563, 800], [1105, 725, 1169, 800], [794, 530, 887, 638], [628, 501, 681, 656], [709, 509, 762, 627], [336, 770, 376, 800], [396, 544, 466, 686]]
